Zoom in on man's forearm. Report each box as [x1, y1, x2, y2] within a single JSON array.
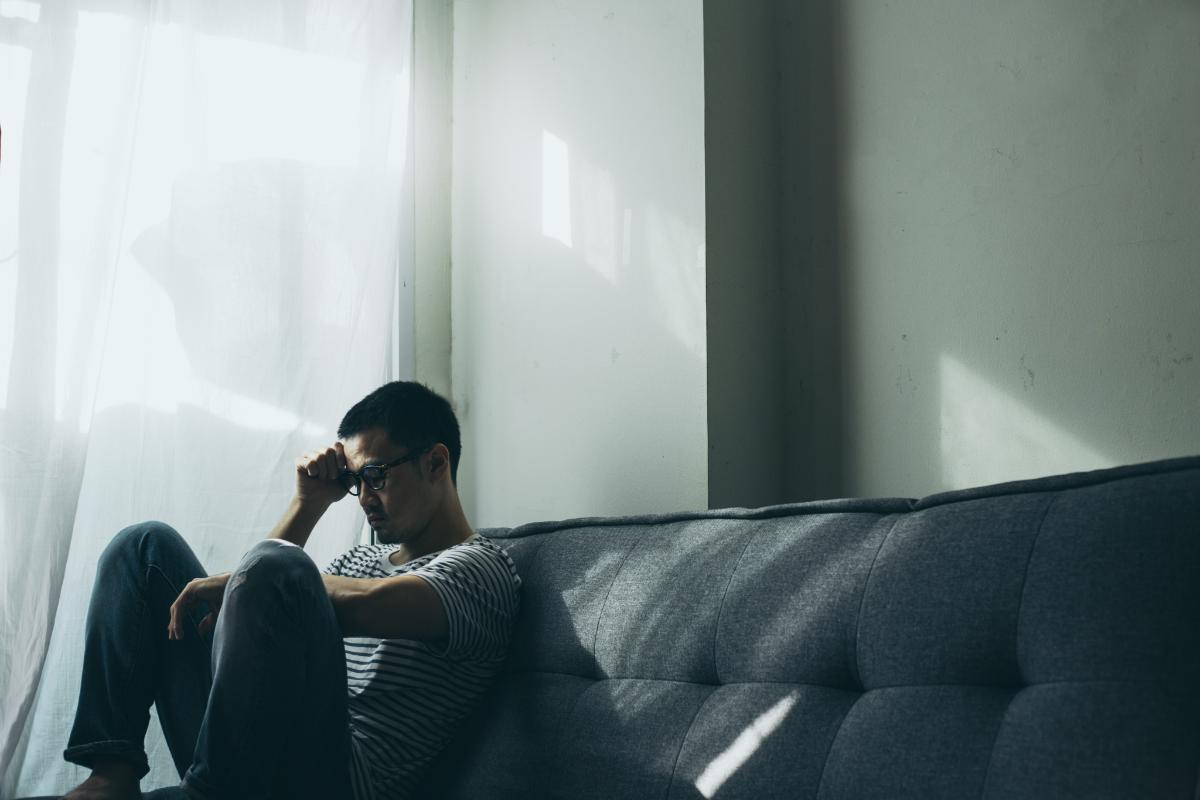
[[323, 573, 448, 641], [267, 496, 330, 548]]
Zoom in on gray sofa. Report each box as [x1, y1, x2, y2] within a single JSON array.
[[420, 456, 1200, 799]]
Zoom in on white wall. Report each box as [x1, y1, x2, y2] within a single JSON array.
[[781, 0, 1200, 499], [451, 0, 707, 526]]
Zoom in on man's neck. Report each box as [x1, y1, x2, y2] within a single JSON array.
[[388, 531, 471, 566], [387, 500, 474, 565]]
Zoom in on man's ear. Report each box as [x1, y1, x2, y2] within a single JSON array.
[[427, 443, 450, 481]]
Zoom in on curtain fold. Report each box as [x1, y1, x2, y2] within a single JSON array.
[[0, 1, 415, 794]]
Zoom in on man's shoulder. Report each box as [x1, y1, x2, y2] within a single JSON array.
[[444, 532, 516, 566], [325, 542, 394, 576], [423, 533, 522, 587]]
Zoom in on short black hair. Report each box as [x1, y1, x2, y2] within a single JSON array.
[[338, 381, 462, 484]]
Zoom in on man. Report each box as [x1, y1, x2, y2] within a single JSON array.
[[51, 381, 521, 800]]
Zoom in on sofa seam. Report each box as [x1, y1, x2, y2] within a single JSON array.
[[1013, 494, 1060, 685], [852, 514, 901, 690], [499, 506, 912, 539], [1194, 741, 1200, 800], [508, 671, 1159, 689], [977, 494, 1058, 800], [549, 679, 595, 787], [814, 515, 899, 800], [711, 528, 758, 684], [515, 670, 867, 690], [974, 691, 1019, 800], [661, 685, 719, 800], [810, 691, 860, 800], [590, 534, 643, 679]]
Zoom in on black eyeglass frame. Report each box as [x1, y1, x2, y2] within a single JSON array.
[[339, 448, 429, 496]]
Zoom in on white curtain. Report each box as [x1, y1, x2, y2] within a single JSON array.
[[0, 1, 415, 794]]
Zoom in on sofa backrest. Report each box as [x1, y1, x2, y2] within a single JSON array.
[[421, 457, 1200, 799]]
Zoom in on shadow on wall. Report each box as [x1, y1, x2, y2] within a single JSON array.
[[778, 0, 849, 502], [455, 180, 708, 524], [451, 1, 709, 526]]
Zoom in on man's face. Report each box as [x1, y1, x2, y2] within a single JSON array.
[[340, 427, 432, 546]]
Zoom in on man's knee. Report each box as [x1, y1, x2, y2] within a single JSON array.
[[225, 540, 322, 606], [99, 520, 184, 570]]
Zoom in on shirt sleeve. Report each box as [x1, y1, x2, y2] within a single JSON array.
[[323, 545, 358, 576], [409, 540, 522, 661]]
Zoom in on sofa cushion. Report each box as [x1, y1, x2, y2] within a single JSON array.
[[421, 456, 1200, 799]]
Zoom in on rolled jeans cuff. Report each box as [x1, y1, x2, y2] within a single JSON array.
[[63, 739, 151, 778]]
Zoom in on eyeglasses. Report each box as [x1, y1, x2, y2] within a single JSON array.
[[339, 449, 427, 496]]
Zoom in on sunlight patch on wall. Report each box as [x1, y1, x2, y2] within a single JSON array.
[[695, 691, 799, 798], [939, 353, 1114, 489], [622, 208, 633, 267], [564, 143, 637, 286], [645, 202, 706, 359], [541, 129, 573, 248], [577, 159, 618, 283]]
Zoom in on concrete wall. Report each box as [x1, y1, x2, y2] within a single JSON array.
[[780, 0, 1200, 499], [433, 0, 1200, 516], [450, 0, 707, 526]]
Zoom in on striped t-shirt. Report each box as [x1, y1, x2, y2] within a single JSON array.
[[323, 533, 521, 800]]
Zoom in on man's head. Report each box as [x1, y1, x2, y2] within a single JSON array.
[[337, 382, 464, 549], [338, 381, 461, 484]]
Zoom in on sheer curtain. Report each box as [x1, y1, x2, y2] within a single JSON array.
[[0, 1, 415, 794]]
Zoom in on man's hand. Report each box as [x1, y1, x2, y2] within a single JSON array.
[[169, 573, 231, 640], [295, 442, 350, 509], [267, 442, 348, 548]]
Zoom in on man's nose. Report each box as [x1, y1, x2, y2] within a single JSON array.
[[357, 483, 380, 507]]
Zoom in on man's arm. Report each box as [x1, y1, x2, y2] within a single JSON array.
[[268, 443, 349, 548], [266, 495, 333, 548], [322, 573, 449, 642], [169, 442, 350, 638]]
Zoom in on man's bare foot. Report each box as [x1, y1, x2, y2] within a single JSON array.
[[64, 758, 140, 800]]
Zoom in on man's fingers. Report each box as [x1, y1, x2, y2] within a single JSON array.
[[323, 447, 340, 480], [297, 443, 347, 482], [168, 584, 190, 640], [304, 450, 323, 478], [299, 447, 342, 481], [169, 579, 224, 640]]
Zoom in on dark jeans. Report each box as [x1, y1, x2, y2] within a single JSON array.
[[63, 522, 352, 799]]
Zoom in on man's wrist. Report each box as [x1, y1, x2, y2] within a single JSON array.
[[294, 494, 335, 516], [267, 495, 332, 546]]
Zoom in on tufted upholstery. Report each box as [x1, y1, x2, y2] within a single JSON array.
[[420, 457, 1200, 799]]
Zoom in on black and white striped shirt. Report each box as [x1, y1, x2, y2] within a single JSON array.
[[324, 534, 521, 800]]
